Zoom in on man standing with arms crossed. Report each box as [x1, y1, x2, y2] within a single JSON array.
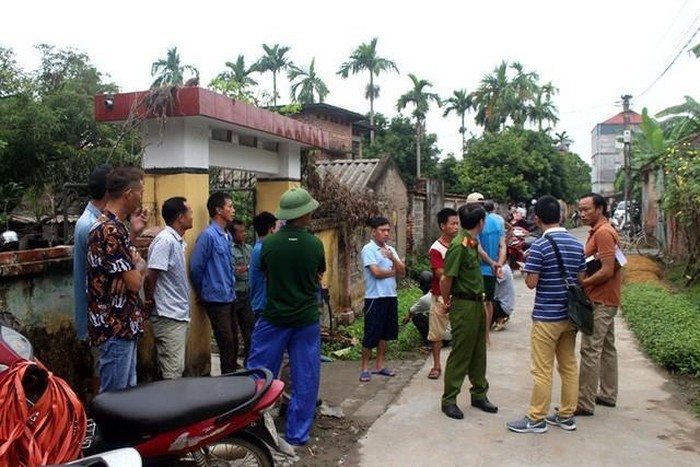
[[230, 219, 256, 365], [576, 193, 621, 415], [426, 208, 459, 380], [440, 203, 498, 419], [359, 216, 406, 382], [144, 197, 193, 379]]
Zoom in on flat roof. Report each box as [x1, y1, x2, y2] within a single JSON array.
[[94, 87, 328, 149]]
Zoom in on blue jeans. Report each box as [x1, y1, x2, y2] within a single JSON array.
[[99, 337, 137, 393], [247, 319, 320, 446]]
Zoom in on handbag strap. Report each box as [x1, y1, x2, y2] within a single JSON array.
[[543, 233, 572, 285]]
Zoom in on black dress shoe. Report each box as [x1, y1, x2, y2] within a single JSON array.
[[471, 398, 498, 413], [574, 407, 594, 416], [441, 404, 464, 419], [595, 397, 616, 407]]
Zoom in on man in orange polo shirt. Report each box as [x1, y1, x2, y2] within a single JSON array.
[[576, 193, 622, 416]]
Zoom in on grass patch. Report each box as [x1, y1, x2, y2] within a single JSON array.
[[622, 283, 700, 375], [322, 286, 426, 361]]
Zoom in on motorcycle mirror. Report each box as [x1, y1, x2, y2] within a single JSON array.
[[0, 325, 33, 363]]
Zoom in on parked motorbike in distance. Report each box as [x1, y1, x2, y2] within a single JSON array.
[[0, 324, 290, 467], [506, 225, 539, 270]]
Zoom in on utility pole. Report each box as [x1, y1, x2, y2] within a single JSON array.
[[621, 94, 633, 231]]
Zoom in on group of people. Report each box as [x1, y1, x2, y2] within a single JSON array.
[[73, 163, 326, 446], [361, 190, 621, 434], [73, 163, 621, 443]]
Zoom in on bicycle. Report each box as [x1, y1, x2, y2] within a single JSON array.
[[619, 225, 661, 257]]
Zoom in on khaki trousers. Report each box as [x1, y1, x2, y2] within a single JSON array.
[[578, 304, 618, 412], [151, 315, 189, 379], [527, 320, 579, 420]]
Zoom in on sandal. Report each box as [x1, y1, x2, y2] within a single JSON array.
[[373, 367, 396, 377], [359, 370, 371, 382], [428, 367, 441, 379]]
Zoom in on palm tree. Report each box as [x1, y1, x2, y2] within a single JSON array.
[[253, 43, 292, 107], [337, 38, 399, 142], [470, 61, 511, 132], [150, 47, 199, 88], [528, 81, 559, 131], [287, 58, 329, 104], [554, 131, 573, 152], [442, 89, 473, 153], [396, 74, 441, 178], [210, 54, 258, 101]]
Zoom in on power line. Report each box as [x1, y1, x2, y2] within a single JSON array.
[[637, 22, 700, 99]]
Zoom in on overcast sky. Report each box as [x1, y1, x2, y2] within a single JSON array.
[[3, 0, 699, 163]]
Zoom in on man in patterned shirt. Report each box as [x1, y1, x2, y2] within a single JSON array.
[[87, 166, 147, 393]]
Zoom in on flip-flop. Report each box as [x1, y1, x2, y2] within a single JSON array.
[[428, 367, 441, 379], [373, 367, 396, 377], [359, 370, 371, 382]]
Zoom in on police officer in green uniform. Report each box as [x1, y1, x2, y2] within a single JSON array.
[[440, 203, 500, 419]]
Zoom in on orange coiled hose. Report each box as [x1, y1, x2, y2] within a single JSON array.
[[0, 360, 87, 466]]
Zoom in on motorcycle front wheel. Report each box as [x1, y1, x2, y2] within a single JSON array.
[[201, 435, 273, 467]]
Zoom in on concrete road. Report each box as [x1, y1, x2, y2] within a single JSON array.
[[358, 228, 700, 466]]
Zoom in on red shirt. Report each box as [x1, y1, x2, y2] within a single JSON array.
[[429, 238, 450, 295]]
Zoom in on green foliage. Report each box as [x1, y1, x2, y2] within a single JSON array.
[[287, 58, 329, 104], [457, 128, 590, 202], [363, 113, 440, 186], [405, 252, 431, 280], [252, 43, 292, 107], [622, 283, 700, 375], [0, 45, 140, 194], [209, 54, 258, 103], [322, 286, 425, 361]]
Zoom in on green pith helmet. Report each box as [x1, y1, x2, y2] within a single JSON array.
[[275, 187, 319, 220]]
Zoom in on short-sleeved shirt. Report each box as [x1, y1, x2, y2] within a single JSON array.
[[362, 240, 399, 298], [232, 241, 253, 295], [478, 213, 505, 277], [249, 239, 266, 313], [87, 210, 144, 346], [428, 239, 449, 296], [524, 227, 586, 322], [73, 201, 102, 341], [443, 232, 483, 296], [584, 220, 622, 306], [147, 226, 190, 322], [261, 225, 326, 328]]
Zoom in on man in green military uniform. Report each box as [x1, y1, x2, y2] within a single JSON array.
[[440, 203, 499, 419]]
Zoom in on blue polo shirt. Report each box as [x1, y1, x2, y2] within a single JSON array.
[[73, 201, 102, 341], [189, 222, 235, 304], [524, 228, 585, 322], [249, 239, 266, 314]]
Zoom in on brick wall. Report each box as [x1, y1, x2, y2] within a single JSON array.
[[294, 113, 354, 156]]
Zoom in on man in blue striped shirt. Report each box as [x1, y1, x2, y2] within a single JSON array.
[[507, 195, 586, 434]]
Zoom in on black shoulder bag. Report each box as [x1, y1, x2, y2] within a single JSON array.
[[544, 234, 594, 335]]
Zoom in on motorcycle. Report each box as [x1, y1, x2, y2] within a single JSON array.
[[0, 323, 290, 466], [506, 225, 539, 270]]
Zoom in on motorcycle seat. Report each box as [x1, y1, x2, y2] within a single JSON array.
[[90, 375, 257, 442]]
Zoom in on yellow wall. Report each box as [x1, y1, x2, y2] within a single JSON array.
[[255, 180, 299, 214], [143, 172, 212, 376], [316, 228, 340, 316]]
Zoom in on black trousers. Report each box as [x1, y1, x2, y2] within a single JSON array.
[[233, 295, 256, 366], [204, 302, 237, 374]]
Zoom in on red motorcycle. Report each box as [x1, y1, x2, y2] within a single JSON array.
[[506, 225, 539, 270], [0, 321, 289, 467]]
